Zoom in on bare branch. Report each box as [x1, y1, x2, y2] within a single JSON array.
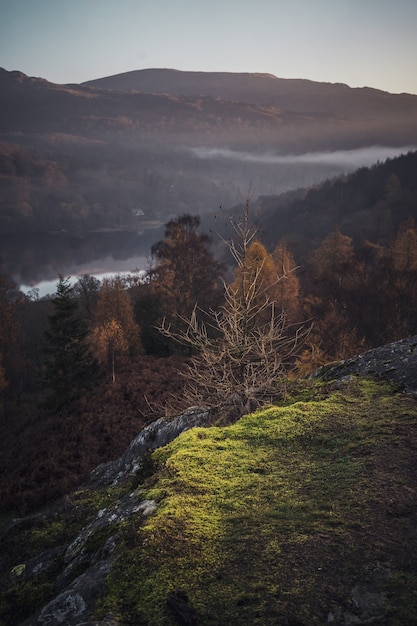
[[157, 194, 310, 417]]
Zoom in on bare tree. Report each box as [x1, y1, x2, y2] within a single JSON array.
[[159, 197, 309, 417]]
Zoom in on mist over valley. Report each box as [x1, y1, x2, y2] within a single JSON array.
[[1, 67, 417, 290]]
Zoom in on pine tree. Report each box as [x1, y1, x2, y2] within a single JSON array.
[[43, 275, 100, 409]]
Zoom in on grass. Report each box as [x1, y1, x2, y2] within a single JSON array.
[[2, 376, 416, 625], [101, 377, 417, 624], [0, 482, 127, 626]]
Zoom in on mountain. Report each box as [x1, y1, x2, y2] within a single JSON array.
[[1, 67, 417, 279], [251, 149, 417, 258], [0, 67, 346, 141], [84, 67, 417, 118]]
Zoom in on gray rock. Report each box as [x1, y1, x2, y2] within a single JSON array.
[[327, 564, 391, 625], [89, 405, 213, 486], [315, 335, 417, 393], [32, 561, 110, 626], [16, 405, 211, 626]]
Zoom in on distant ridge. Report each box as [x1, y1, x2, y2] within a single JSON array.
[[82, 68, 417, 116], [1, 66, 417, 239]]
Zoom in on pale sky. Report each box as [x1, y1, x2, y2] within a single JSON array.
[[1, 0, 417, 94]]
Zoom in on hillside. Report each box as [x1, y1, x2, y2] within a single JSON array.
[[1, 338, 417, 625], [1, 67, 417, 245], [251, 149, 417, 258], [84, 68, 417, 119]]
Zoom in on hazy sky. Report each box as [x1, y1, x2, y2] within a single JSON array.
[[1, 0, 417, 94]]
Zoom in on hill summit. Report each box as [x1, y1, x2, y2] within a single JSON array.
[[83, 67, 417, 116]]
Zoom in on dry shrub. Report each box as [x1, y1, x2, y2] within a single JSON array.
[[0, 355, 187, 515]]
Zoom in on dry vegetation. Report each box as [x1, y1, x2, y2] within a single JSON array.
[[0, 355, 187, 516]]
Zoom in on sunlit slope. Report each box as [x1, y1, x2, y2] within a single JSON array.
[[103, 377, 417, 625]]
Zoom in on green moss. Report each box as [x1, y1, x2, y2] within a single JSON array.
[[70, 484, 127, 513], [102, 377, 417, 624], [20, 520, 66, 556], [84, 524, 116, 556], [0, 563, 61, 626], [0, 481, 135, 626]]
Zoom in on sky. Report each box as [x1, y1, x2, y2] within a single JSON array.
[[1, 0, 417, 94]]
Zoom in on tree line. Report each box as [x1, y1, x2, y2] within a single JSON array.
[[1, 208, 417, 419]]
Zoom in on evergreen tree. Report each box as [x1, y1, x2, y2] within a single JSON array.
[[43, 276, 100, 409]]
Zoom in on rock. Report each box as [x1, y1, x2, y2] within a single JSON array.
[[20, 561, 111, 626], [351, 564, 391, 620], [14, 406, 211, 626], [315, 335, 417, 393], [327, 564, 391, 625], [167, 589, 200, 625], [89, 405, 213, 486]]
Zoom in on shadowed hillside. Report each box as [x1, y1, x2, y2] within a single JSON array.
[[1, 67, 417, 244], [84, 68, 417, 118], [1, 338, 417, 625]]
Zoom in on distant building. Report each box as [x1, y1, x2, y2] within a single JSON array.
[[131, 208, 145, 217]]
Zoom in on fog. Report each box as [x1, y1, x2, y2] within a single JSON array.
[[8, 144, 416, 295], [186, 145, 417, 168]]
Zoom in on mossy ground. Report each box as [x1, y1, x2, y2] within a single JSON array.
[[1, 376, 416, 625], [101, 377, 417, 625], [0, 483, 125, 626]]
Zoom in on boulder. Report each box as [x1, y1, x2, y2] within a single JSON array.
[[89, 405, 213, 487], [315, 335, 417, 393], [14, 406, 212, 626]]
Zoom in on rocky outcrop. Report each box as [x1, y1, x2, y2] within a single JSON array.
[[5, 336, 417, 626], [89, 405, 213, 487], [315, 335, 417, 393], [5, 406, 212, 626], [327, 564, 391, 625]]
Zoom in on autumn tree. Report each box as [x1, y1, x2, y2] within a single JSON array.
[[43, 276, 100, 409], [72, 274, 101, 319], [230, 240, 278, 327], [91, 276, 142, 381], [159, 199, 308, 415], [309, 228, 363, 302], [389, 218, 417, 334], [272, 240, 301, 323], [230, 235, 302, 329], [149, 214, 225, 338], [294, 297, 365, 375], [365, 218, 417, 342], [300, 228, 366, 367]]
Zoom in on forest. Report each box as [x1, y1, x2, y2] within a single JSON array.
[[1, 146, 417, 517], [2, 66, 417, 243]]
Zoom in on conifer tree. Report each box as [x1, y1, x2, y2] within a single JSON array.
[[43, 275, 100, 409]]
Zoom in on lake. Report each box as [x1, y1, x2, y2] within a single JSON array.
[[1, 228, 164, 297]]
